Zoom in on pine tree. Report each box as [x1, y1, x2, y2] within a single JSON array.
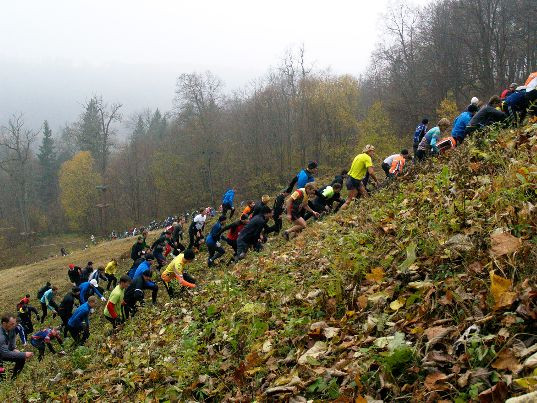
[[37, 120, 58, 206]]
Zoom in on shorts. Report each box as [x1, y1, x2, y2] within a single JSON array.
[[290, 207, 304, 221], [346, 175, 364, 191]]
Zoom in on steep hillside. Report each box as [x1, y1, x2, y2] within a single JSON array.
[[1, 123, 537, 402]]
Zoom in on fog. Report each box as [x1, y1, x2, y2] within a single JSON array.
[[0, 0, 429, 132]]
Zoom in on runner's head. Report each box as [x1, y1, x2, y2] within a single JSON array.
[[51, 286, 58, 292], [307, 161, 318, 174], [1, 314, 17, 331], [438, 118, 451, 131], [68, 263, 75, 269], [87, 261, 93, 268], [304, 182, 317, 197], [144, 253, 154, 261], [467, 104, 478, 113], [401, 149, 409, 156], [119, 275, 132, 289], [137, 236, 143, 243], [363, 144, 375, 156], [509, 82, 518, 90], [87, 296, 97, 308], [332, 183, 342, 192], [488, 95, 502, 107], [246, 200, 255, 208], [97, 266, 105, 273], [89, 279, 98, 288], [340, 169, 348, 177], [72, 287, 80, 296], [261, 195, 271, 205], [183, 249, 195, 262], [240, 214, 249, 223]]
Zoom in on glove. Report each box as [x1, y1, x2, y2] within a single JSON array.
[[101, 297, 106, 302]]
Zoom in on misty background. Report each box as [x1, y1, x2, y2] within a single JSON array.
[[0, 0, 427, 132]]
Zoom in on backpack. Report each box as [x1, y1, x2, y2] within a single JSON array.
[[37, 285, 50, 299]]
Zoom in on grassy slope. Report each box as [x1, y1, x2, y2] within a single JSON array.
[[1, 123, 537, 402]]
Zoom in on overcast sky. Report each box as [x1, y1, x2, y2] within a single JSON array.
[[0, 0, 429, 132]]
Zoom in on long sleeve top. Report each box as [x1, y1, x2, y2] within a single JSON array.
[[67, 302, 91, 329], [40, 289, 56, 310], [0, 327, 25, 360], [78, 282, 103, 304]]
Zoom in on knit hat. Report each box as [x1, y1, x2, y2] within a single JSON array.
[[363, 144, 376, 153], [68, 263, 75, 269], [471, 97, 479, 106], [89, 279, 98, 287]]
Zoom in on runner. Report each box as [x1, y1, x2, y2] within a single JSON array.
[[241, 200, 256, 217], [67, 264, 81, 286], [188, 209, 206, 251], [304, 183, 344, 220], [341, 145, 379, 209], [123, 271, 152, 319], [66, 296, 97, 346], [265, 191, 288, 235], [30, 327, 64, 361], [103, 275, 131, 329], [221, 214, 249, 256], [416, 119, 451, 160], [236, 209, 273, 259], [221, 188, 236, 218], [451, 104, 478, 144], [79, 279, 106, 304], [206, 216, 227, 267], [381, 150, 409, 178], [17, 302, 39, 336], [285, 161, 318, 193], [131, 236, 146, 262], [283, 183, 319, 239], [0, 314, 33, 379], [79, 262, 94, 283], [104, 258, 118, 290], [412, 119, 429, 156], [161, 250, 196, 297], [57, 287, 81, 338], [39, 286, 59, 324]]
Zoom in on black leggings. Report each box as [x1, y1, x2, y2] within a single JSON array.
[[31, 339, 57, 361], [106, 274, 117, 290], [222, 203, 235, 218], [40, 301, 59, 323], [68, 325, 89, 346], [208, 243, 225, 260], [0, 356, 25, 379]]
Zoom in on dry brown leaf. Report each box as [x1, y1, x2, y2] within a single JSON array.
[[355, 397, 367, 403], [365, 267, 385, 283], [490, 231, 522, 257], [357, 295, 368, 309], [469, 261, 484, 273], [424, 326, 454, 344], [424, 371, 450, 391], [490, 271, 518, 310], [478, 381, 508, 403], [491, 349, 522, 373]]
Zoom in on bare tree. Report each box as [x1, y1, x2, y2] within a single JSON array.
[[0, 114, 38, 234]]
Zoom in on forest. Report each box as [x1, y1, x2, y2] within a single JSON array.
[[0, 0, 534, 240]]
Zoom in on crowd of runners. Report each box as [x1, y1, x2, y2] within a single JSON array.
[[1, 74, 536, 380]]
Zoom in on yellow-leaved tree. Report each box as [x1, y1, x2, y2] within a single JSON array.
[[436, 91, 459, 123], [59, 151, 101, 231], [357, 101, 403, 159]]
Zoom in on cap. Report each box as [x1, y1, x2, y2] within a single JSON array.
[[471, 96, 479, 105], [89, 279, 98, 287], [68, 264, 75, 269], [363, 144, 376, 153]]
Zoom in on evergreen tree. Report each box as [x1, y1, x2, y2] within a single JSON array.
[[37, 120, 58, 206]]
